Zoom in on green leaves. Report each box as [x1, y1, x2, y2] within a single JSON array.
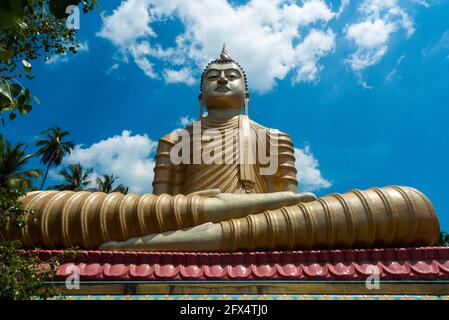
[[0, 79, 23, 111], [0, 46, 14, 62], [0, 80, 18, 102], [90, 174, 129, 194], [0, 11, 18, 31], [10, 83, 22, 98], [0, 0, 28, 30], [0, 79, 34, 124], [49, 0, 81, 19], [0, 0, 86, 29], [0, 240, 60, 300], [35, 126, 75, 189], [0, 1, 97, 124], [6, 0, 27, 16], [0, 138, 40, 190]]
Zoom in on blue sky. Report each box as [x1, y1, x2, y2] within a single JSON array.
[[3, 0, 449, 232]]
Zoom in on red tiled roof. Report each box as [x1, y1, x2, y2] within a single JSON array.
[[30, 247, 449, 281]]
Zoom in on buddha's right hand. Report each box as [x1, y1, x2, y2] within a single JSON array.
[[202, 190, 316, 222]]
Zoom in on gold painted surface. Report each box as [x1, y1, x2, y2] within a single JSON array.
[[220, 186, 440, 251], [2, 186, 439, 251], [2, 192, 205, 249], [153, 114, 297, 195], [1, 46, 441, 252]]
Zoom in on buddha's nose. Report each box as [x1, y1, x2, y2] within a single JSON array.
[[218, 72, 228, 84]]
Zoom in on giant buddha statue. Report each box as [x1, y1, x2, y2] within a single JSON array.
[[2, 46, 440, 252]]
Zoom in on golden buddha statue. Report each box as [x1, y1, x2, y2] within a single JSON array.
[[2, 46, 440, 252]]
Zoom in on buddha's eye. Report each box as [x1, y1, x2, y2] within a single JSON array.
[[225, 71, 241, 80]]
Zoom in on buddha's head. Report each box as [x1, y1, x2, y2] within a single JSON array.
[[199, 45, 249, 114]]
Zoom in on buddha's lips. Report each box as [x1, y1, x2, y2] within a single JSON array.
[[215, 86, 231, 92]]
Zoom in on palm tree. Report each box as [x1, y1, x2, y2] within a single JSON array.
[[35, 126, 74, 190], [437, 231, 449, 246], [0, 138, 40, 190], [92, 174, 128, 194], [49, 163, 93, 191]]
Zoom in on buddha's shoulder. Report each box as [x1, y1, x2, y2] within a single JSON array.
[[158, 130, 183, 146], [249, 119, 293, 143], [158, 124, 195, 146]]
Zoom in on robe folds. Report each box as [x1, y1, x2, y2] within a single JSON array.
[[152, 115, 298, 195]]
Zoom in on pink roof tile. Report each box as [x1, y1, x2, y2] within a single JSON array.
[[27, 247, 449, 281]]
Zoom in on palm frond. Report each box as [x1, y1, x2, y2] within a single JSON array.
[[35, 127, 75, 189], [0, 140, 40, 190]]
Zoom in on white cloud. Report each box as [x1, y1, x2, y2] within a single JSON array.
[[412, 0, 430, 7], [344, 0, 424, 81], [423, 30, 449, 57], [294, 144, 331, 192], [293, 28, 335, 83], [104, 63, 120, 75], [45, 41, 90, 65], [337, 0, 350, 16], [347, 19, 395, 50], [346, 19, 393, 71], [97, 0, 434, 90], [97, 0, 155, 46], [50, 130, 157, 194], [178, 115, 195, 127], [97, 0, 347, 93], [164, 67, 195, 85], [385, 54, 405, 81]]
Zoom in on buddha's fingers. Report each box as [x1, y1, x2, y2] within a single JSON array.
[[294, 192, 317, 203], [203, 191, 316, 222]]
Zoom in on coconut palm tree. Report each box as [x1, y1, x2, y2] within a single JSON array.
[[437, 231, 449, 247], [49, 163, 93, 191], [0, 138, 40, 190], [92, 174, 128, 194], [35, 126, 74, 190]]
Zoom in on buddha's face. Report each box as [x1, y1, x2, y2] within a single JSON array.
[[201, 62, 248, 110]]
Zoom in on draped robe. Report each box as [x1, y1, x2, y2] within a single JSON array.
[[152, 115, 298, 195]]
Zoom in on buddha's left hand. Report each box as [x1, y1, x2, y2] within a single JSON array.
[[196, 189, 316, 222], [100, 191, 316, 251]]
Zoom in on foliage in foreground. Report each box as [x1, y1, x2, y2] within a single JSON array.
[[0, 0, 97, 300], [0, 135, 56, 300], [0, 185, 58, 300], [0, 0, 97, 125], [0, 241, 58, 300]]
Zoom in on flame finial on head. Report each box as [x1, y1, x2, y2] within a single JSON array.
[[220, 43, 233, 62]]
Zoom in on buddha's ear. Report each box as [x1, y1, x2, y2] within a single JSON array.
[[245, 93, 250, 102], [198, 94, 203, 102]]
